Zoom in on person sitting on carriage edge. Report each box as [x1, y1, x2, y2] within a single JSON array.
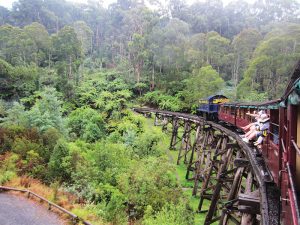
[[241, 110, 265, 132], [239, 111, 266, 138], [242, 114, 270, 144], [253, 115, 270, 146]]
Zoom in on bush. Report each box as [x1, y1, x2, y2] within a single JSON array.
[[91, 141, 131, 186], [132, 129, 163, 158], [68, 107, 105, 142], [117, 157, 181, 219], [143, 202, 194, 225], [48, 139, 71, 182], [12, 137, 41, 159], [0, 153, 18, 185], [142, 91, 183, 111]]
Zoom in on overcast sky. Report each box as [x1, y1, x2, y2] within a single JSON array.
[[0, 0, 258, 9]]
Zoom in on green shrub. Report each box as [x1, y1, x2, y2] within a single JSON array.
[[48, 139, 71, 182], [117, 157, 181, 219], [0, 153, 18, 185], [68, 107, 105, 142], [12, 137, 41, 158], [142, 91, 183, 111], [143, 202, 194, 225], [132, 129, 163, 158]]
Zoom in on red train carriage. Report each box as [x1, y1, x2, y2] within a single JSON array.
[[218, 60, 300, 224], [219, 102, 266, 128], [279, 61, 300, 225]]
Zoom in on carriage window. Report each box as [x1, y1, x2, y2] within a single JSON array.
[[269, 109, 279, 145], [230, 107, 235, 115], [241, 108, 245, 119]]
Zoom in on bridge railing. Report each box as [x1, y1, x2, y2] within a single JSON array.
[[0, 185, 92, 225]]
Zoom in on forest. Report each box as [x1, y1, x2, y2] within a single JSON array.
[[0, 0, 300, 224]]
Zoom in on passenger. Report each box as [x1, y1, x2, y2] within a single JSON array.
[[241, 110, 265, 132], [241, 112, 266, 139], [242, 114, 270, 144], [255, 136, 264, 146]]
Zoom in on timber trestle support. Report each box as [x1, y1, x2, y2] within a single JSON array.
[[133, 108, 280, 225]]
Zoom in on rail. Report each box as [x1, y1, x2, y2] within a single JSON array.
[[286, 164, 300, 225], [0, 186, 92, 225], [270, 122, 279, 127], [281, 138, 287, 153], [291, 139, 300, 156]]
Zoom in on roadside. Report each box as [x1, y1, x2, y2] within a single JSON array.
[[0, 191, 64, 225]]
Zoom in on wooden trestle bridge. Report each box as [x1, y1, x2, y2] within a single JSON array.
[[134, 108, 280, 225]]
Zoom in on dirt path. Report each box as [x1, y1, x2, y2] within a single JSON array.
[[0, 192, 64, 225]]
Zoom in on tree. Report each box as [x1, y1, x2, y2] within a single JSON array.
[[206, 31, 231, 78], [185, 33, 206, 69], [231, 29, 262, 98], [117, 157, 182, 219], [183, 65, 224, 106], [0, 25, 37, 65], [237, 23, 300, 99], [48, 139, 71, 182], [88, 141, 131, 186], [1, 102, 28, 127], [124, 6, 156, 84], [73, 21, 93, 55], [52, 25, 83, 96], [128, 33, 148, 84], [161, 18, 189, 72], [0, 6, 10, 25], [27, 87, 65, 133], [143, 203, 194, 225], [68, 107, 105, 142], [0, 59, 39, 100], [24, 22, 51, 66], [0, 59, 13, 99]]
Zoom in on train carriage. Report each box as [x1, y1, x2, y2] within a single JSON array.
[[279, 61, 300, 225], [218, 60, 300, 225]]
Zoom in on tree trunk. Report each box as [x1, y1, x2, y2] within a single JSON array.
[[69, 55, 72, 80], [48, 52, 51, 69], [136, 65, 140, 83], [56, 18, 59, 34], [90, 36, 93, 54], [150, 63, 155, 91]]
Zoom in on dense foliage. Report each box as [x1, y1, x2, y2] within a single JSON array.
[[0, 71, 193, 224], [0, 0, 299, 104], [0, 0, 300, 224]]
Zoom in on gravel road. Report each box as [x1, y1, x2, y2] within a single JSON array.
[[0, 192, 64, 225]]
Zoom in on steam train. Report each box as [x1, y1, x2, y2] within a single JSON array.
[[197, 61, 300, 225]]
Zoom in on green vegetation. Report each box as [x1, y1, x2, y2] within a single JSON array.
[[0, 0, 300, 223], [0, 71, 195, 224]]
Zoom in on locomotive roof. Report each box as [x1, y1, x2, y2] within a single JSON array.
[[206, 95, 227, 100]]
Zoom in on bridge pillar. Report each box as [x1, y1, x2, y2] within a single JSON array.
[[186, 124, 202, 180], [169, 117, 183, 150], [177, 121, 193, 165]]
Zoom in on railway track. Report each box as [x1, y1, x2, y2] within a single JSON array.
[[134, 107, 280, 225]]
